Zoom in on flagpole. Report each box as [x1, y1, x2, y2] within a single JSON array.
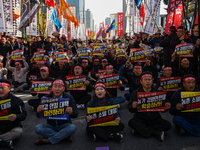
[[198, 0, 200, 37], [29, 0, 31, 56]]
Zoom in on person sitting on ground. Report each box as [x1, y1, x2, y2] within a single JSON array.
[[28, 66, 54, 111], [86, 82, 124, 142], [128, 72, 171, 141], [0, 79, 27, 149], [102, 64, 126, 107], [34, 79, 78, 145], [67, 64, 93, 109], [169, 74, 200, 136], [124, 64, 142, 101], [6, 56, 29, 92]]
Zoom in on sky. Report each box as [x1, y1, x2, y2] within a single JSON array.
[[85, 0, 167, 27]]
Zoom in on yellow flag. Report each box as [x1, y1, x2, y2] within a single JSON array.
[[60, 0, 78, 28]]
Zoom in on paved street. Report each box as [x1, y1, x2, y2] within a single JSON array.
[[3, 90, 200, 150]]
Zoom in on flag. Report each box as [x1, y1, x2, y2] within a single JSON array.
[[67, 21, 71, 39], [13, 8, 20, 20], [173, 0, 183, 29], [165, 0, 175, 34], [45, 0, 54, 7], [195, 12, 198, 24], [86, 28, 90, 37], [135, 0, 145, 26], [91, 30, 95, 39], [60, 0, 78, 28], [106, 19, 115, 33], [51, 8, 62, 32], [96, 26, 103, 39], [19, 0, 40, 31]]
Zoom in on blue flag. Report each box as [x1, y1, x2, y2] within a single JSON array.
[[135, 0, 142, 9], [106, 19, 115, 34], [51, 8, 62, 32]]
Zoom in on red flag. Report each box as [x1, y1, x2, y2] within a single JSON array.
[[173, 0, 183, 29], [118, 12, 123, 37], [139, 2, 145, 26], [195, 12, 198, 24], [45, 0, 54, 7], [67, 21, 71, 39], [165, 0, 176, 34]]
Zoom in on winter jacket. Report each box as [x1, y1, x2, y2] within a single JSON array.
[[0, 93, 27, 134]]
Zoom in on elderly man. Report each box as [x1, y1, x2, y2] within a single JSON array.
[[6, 56, 29, 92], [0, 79, 27, 149], [34, 79, 78, 145]]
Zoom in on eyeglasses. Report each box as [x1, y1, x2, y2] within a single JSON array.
[[102, 61, 107, 63], [82, 62, 87, 63], [94, 61, 99, 62]]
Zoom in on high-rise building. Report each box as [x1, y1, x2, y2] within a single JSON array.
[[123, 0, 127, 31], [86, 9, 94, 31], [105, 17, 110, 25], [68, 0, 85, 23]]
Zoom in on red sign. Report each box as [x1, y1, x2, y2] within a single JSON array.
[[175, 43, 194, 57], [99, 74, 120, 88], [66, 76, 86, 90], [118, 12, 123, 37], [137, 92, 167, 112], [160, 77, 182, 91], [10, 50, 23, 60]]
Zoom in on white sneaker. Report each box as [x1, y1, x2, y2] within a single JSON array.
[[10, 88, 14, 92], [117, 104, 120, 109], [77, 104, 85, 110]]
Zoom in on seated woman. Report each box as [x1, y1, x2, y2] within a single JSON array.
[[86, 82, 124, 142]]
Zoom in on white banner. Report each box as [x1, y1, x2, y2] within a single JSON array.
[[0, 0, 5, 32], [26, 13, 37, 36], [12, 0, 22, 37], [45, 7, 55, 37], [60, 16, 68, 37], [70, 6, 76, 38], [125, 0, 135, 17], [3, 0, 13, 32], [144, 0, 160, 35]]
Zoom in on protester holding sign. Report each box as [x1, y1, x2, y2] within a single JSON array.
[[169, 74, 200, 136], [6, 56, 29, 92], [102, 64, 125, 107], [0, 79, 27, 149], [156, 67, 181, 100], [170, 26, 192, 50], [67, 64, 93, 109], [128, 72, 171, 141], [124, 64, 142, 101], [86, 82, 124, 142], [28, 66, 54, 111], [34, 79, 78, 145], [170, 57, 194, 78], [50, 61, 70, 81]]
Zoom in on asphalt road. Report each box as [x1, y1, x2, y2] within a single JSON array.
[[2, 90, 200, 150]]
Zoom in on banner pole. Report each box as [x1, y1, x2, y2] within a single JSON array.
[[29, 0, 31, 55]]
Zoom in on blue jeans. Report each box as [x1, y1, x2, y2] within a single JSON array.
[[112, 96, 126, 105], [35, 123, 77, 144], [173, 116, 200, 136]]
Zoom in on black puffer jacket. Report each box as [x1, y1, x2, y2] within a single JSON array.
[[128, 86, 161, 121], [0, 93, 27, 134]]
